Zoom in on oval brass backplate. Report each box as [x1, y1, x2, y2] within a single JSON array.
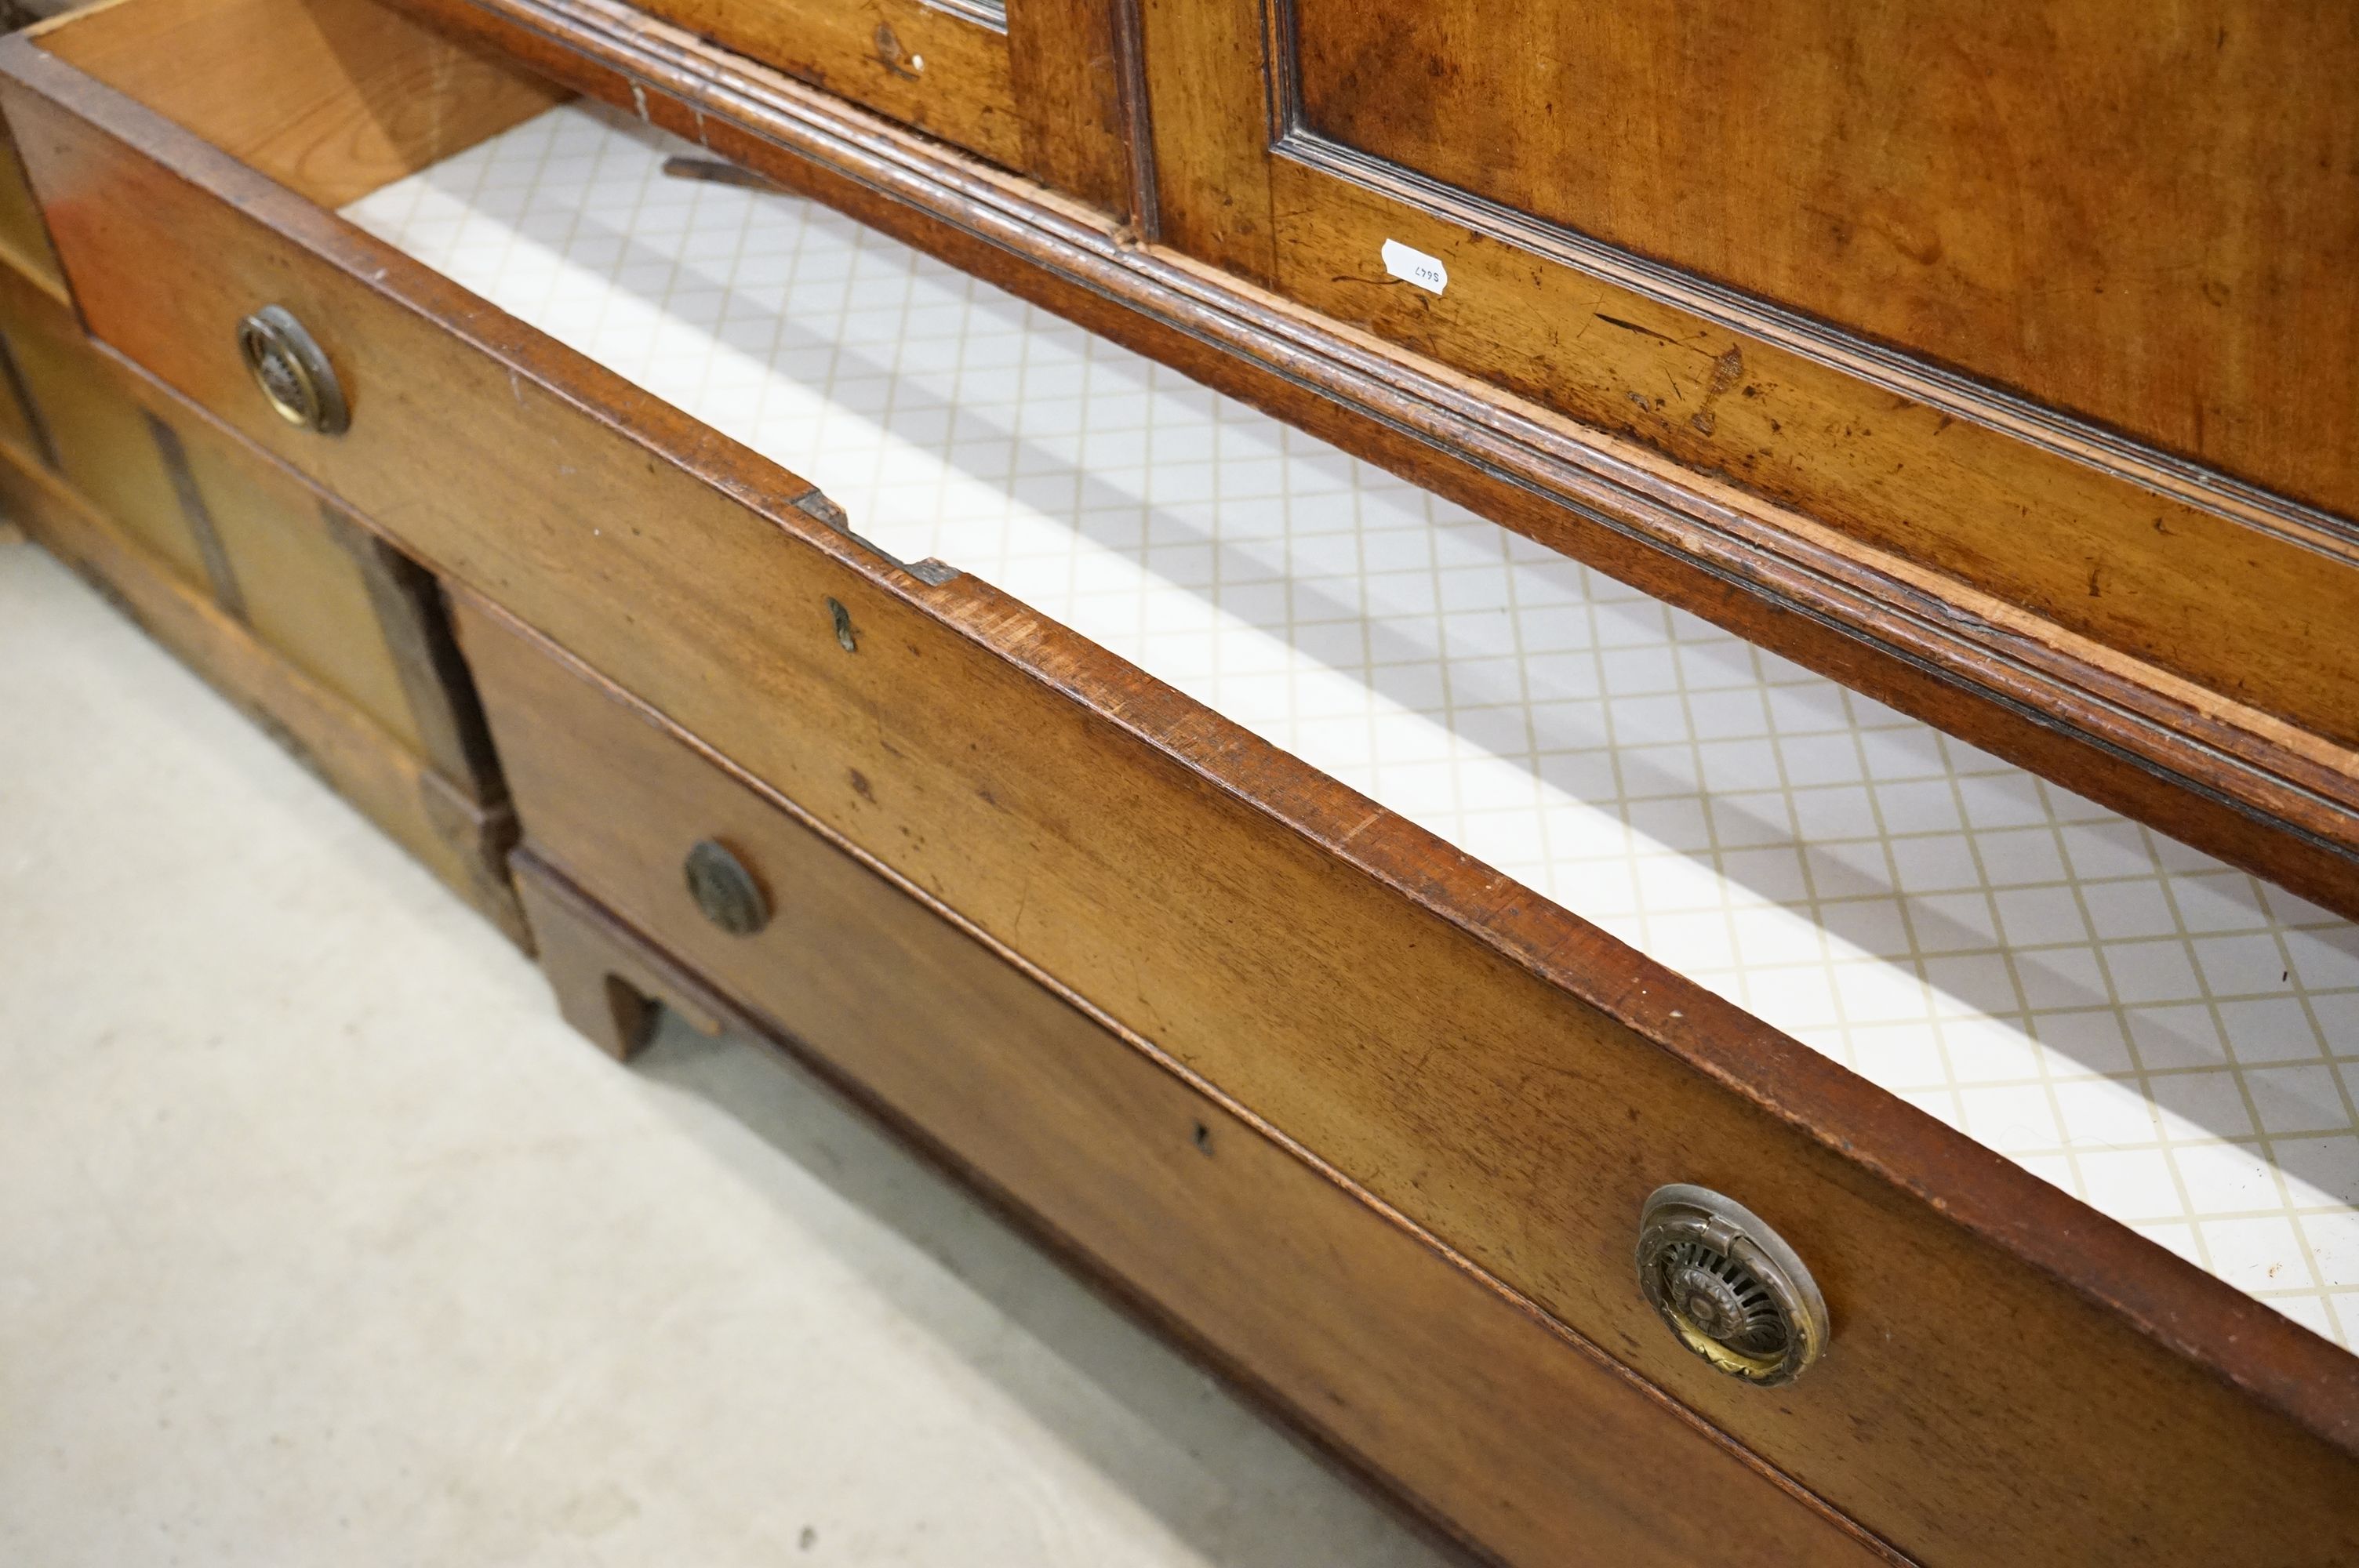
[[683, 839, 770, 936], [237, 304, 349, 435], [1636, 1184, 1829, 1386]]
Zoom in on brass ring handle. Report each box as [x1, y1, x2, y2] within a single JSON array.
[[683, 839, 770, 936], [1636, 1184, 1830, 1386], [237, 305, 348, 435]]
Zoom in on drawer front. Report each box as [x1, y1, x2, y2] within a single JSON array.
[[0, 259, 495, 799], [462, 593, 1885, 1568], [6, 7, 2356, 1563]]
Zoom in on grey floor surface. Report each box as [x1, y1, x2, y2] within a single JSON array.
[[0, 532, 1452, 1566]]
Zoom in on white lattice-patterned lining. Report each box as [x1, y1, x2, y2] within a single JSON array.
[[346, 102, 2359, 1345]]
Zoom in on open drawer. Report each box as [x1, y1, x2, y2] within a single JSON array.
[[0, 227, 518, 938], [2, 1, 2354, 1563]]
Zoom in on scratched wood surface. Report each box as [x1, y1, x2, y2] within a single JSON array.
[[624, 0, 1022, 168]]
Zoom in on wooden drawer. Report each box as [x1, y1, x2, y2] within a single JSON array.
[[463, 593, 1885, 1567], [0, 241, 514, 935], [0, 258, 496, 796], [423, 0, 2359, 928], [3, 2, 2355, 1563]]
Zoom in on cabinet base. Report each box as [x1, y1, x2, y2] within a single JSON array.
[[0, 439, 527, 944]]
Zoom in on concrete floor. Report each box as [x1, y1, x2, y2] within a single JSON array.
[[0, 532, 1453, 1566]]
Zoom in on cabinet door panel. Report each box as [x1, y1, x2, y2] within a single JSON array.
[[1144, 0, 2359, 770], [1292, 0, 2359, 521], [622, 0, 1134, 212], [634, 0, 1023, 165]]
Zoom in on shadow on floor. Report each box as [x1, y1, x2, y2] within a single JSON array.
[[631, 1007, 1462, 1568]]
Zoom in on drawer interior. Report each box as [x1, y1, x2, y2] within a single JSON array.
[[332, 98, 2359, 1345], [27, 0, 565, 209]]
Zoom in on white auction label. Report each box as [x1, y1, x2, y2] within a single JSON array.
[[1381, 238, 1448, 296]]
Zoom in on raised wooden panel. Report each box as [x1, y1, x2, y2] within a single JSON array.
[[1290, 0, 2359, 520], [629, 0, 1022, 168], [1133, 0, 2359, 826], [1256, 168, 2359, 757], [172, 413, 467, 771], [594, 0, 1137, 216], [193, 457, 421, 755]]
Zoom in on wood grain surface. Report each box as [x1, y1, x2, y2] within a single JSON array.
[[1260, 165, 2359, 759], [7, 5, 2359, 1560], [0, 245, 206, 585], [1006, 0, 1137, 219], [1292, 0, 2359, 520], [480, 601, 1898, 1568], [627, 0, 1020, 167], [1141, 0, 2359, 765], [35, 0, 566, 207], [1138, 0, 1266, 267]]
